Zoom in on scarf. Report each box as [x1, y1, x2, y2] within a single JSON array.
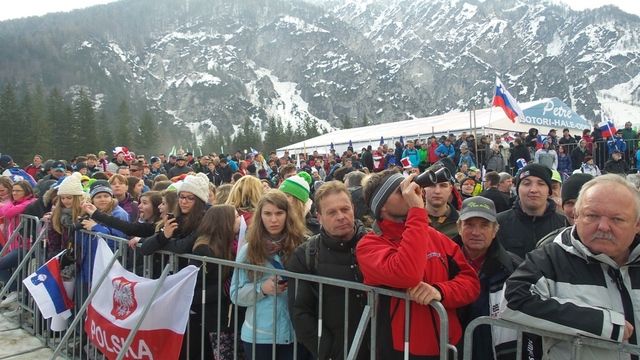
[[265, 233, 287, 255], [60, 208, 74, 228]]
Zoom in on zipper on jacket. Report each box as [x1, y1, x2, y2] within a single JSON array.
[[608, 267, 638, 360]]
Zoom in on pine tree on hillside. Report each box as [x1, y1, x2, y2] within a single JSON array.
[[13, 89, 33, 164], [233, 118, 262, 153], [342, 115, 353, 129], [263, 116, 285, 153], [284, 121, 295, 147], [30, 84, 52, 159], [97, 110, 115, 154], [0, 83, 21, 159], [138, 109, 159, 155], [361, 115, 370, 127], [74, 90, 99, 157], [47, 87, 70, 160], [302, 115, 321, 140], [115, 100, 133, 148]]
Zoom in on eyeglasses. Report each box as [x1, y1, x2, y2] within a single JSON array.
[[179, 195, 196, 202]]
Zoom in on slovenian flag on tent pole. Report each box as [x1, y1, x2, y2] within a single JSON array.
[[599, 111, 617, 138], [23, 252, 75, 319], [492, 76, 525, 123]]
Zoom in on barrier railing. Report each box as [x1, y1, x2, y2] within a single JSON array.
[[7, 214, 640, 360], [463, 316, 640, 359], [2, 214, 453, 360]]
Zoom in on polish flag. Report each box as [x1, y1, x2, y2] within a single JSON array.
[[84, 238, 198, 360]]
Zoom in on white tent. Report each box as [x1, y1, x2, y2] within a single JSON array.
[[277, 98, 592, 155]]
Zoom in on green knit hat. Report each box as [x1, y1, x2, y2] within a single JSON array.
[[279, 175, 310, 203], [297, 171, 312, 185]]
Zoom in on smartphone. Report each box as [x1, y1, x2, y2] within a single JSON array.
[[166, 212, 174, 220], [277, 279, 288, 284]]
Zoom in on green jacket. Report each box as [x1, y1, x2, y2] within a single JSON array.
[[418, 148, 429, 166]]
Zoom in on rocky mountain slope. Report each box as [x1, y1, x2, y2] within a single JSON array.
[[0, 0, 638, 145]]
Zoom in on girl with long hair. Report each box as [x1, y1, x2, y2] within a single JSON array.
[[191, 205, 245, 360], [47, 173, 87, 259], [139, 174, 209, 257], [126, 176, 145, 202], [0, 180, 36, 297], [230, 190, 310, 360], [225, 176, 262, 225]]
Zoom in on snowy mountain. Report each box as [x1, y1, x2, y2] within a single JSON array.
[[0, 0, 639, 145]]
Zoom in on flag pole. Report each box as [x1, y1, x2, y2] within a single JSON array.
[[51, 248, 122, 358]]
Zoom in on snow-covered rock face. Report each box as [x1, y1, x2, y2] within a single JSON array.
[[12, 0, 640, 142]]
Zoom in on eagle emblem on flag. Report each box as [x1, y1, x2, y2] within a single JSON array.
[[110, 277, 137, 320]]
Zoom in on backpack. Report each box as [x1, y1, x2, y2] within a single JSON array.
[[305, 237, 320, 274]]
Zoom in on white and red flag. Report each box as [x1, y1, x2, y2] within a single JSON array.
[[84, 238, 198, 360]]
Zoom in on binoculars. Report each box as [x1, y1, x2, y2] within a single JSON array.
[[413, 167, 452, 187]]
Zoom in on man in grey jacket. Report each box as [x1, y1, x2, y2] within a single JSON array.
[[501, 174, 640, 359]]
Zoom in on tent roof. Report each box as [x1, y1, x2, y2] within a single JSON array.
[[277, 97, 592, 155]]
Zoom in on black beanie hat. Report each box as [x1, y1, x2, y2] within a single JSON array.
[[516, 163, 553, 196], [561, 173, 594, 206]]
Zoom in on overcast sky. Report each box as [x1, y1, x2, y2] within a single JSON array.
[[0, 0, 637, 21]]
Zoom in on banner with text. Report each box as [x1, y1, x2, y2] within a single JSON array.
[[84, 239, 198, 360], [520, 98, 591, 131]]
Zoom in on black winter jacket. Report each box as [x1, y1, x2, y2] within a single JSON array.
[[287, 220, 370, 360], [496, 199, 565, 259]]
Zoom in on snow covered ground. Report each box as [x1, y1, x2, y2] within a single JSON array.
[[597, 96, 640, 128], [0, 312, 60, 359]]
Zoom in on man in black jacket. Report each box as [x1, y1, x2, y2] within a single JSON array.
[[496, 163, 565, 259], [287, 181, 370, 360], [479, 171, 511, 214], [508, 138, 531, 172], [603, 150, 629, 175]]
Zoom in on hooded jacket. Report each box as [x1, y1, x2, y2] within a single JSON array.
[[496, 199, 565, 259], [356, 207, 480, 357], [0, 195, 37, 251], [502, 228, 640, 360]]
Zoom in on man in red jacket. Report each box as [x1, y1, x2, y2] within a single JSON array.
[[358, 168, 480, 359]]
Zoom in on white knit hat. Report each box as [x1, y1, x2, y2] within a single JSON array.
[[57, 172, 84, 196], [178, 173, 210, 203]]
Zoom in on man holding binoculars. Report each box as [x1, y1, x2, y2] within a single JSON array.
[[356, 168, 480, 358]]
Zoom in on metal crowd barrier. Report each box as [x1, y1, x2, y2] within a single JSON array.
[[2, 214, 453, 360], [463, 316, 640, 359]]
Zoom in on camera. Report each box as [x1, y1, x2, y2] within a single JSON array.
[[413, 167, 452, 187], [68, 215, 91, 232]]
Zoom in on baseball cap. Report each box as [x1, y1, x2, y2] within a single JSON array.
[[52, 160, 66, 172], [459, 197, 497, 222], [176, 154, 186, 161]]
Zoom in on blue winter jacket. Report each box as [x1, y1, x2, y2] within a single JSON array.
[[81, 205, 129, 283], [607, 136, 627, 155], [435, 144, 455, 158], [230, 245, 295, 345], [401, 148, 421, 167]]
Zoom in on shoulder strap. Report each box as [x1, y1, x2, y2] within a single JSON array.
[[305, 237, 319, 274]]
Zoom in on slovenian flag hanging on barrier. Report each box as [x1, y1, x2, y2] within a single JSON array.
[[84, 239, 198, 360], [599, 111, 617, 138], [22, 252, 75, 319], [492, 76, 525, 123]]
